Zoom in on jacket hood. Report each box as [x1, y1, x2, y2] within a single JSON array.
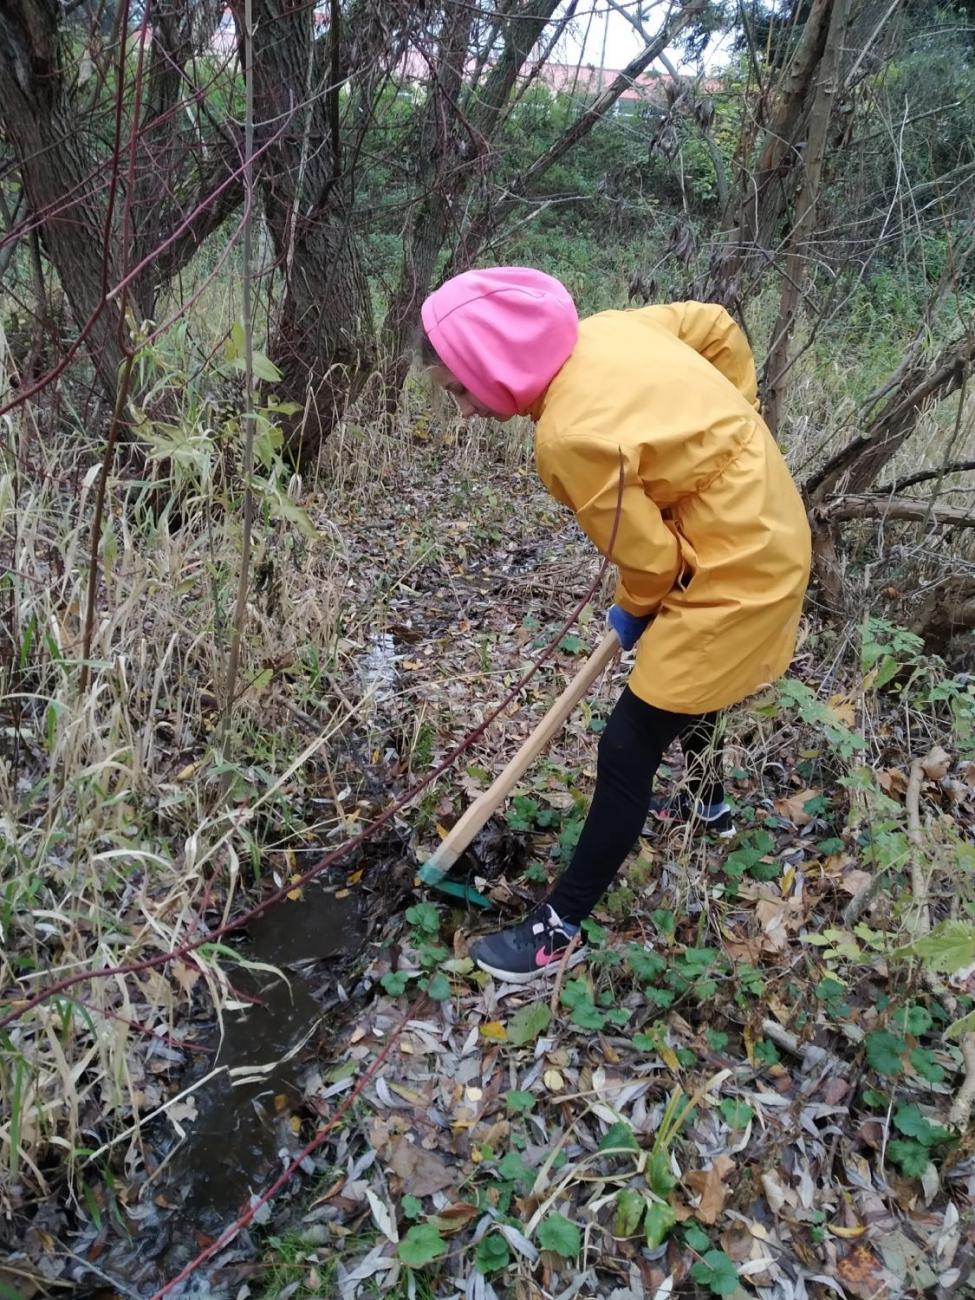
[[421, 267, 579, 418]]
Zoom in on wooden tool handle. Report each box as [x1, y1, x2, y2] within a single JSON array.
[[425, 630, 620, 873]]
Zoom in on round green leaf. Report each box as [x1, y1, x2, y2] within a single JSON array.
[[399, 1222, 446, 1268], [865, 1029, 906, 1077], [691, 1248, 739, 1296], [644, 1199, 676, 1249], [537, 1212, 581, 1257], [888, 1138, 931, 1178], [425, 971, 451, 1002], [381, 971, 408, 996], [474, 1232, 510, 1274], [893, 1004, 933, 1036], [504, 1090, 537, 1113]]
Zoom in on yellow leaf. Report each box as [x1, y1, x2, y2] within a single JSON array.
[[829, 1222, 867, 1239], [435, 822, 449, 841], [335, 888, 351, 899], [176, 759, 205, 782], [742, 1024, 756, 1065], [347, 869, 364, 885], [480, 1021, 507, 1041], [290, 1115, 302, 1134], [827, 694, 857, 726], [287, 872, 303, 902], [543, 1069, 564, 1092], [389, 1083, 426, 1106], [660, 1045, 681, 1073]]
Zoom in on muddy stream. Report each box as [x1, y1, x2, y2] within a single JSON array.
[[77, 846, 413, 1299]]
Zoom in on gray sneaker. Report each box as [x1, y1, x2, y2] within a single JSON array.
[[470, 903, 587, 983]]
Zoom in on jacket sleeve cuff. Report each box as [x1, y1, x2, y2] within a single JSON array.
[[613, 582, 659, 619]]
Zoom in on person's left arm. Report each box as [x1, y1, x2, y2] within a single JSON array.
[[538, 433, 681, 617]]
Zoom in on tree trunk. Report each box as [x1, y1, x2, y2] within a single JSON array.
[[381, 0, 563, 396], [708, 0, 834, 305], [245, 0, 376, 463], [762, 0, 852, 433], [1, 0, 240, 407], [0, 0, 129, 397]]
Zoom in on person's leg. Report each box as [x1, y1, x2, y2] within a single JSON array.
[[647, 711, 735, 835], [679, 712, 725, 808], [545, 687, 688, 924], [469, 686, 709, 980]]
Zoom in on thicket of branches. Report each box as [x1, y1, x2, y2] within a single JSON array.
[[1, 0, 974, 623]]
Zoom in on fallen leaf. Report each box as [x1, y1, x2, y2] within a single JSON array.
[[480, 1020, 507, 1041], [389, 1137, 454, 1197], [760, 1170, 795, 1216], [836, 1245, 890, 1299], [364, 1188, 399, 1243], [828, 694, 857, 725], [685, 1156, 734, 1224], [167, 1097, 198, 1128], [877, 768, 908, 797], [921, 746, 952, 780], [428, 1202, 479, 1234], [773, 787, 822, 825], [755, 899, 790, 951], [840, 868, 873, 898], [659, 1044, 680, 1072]]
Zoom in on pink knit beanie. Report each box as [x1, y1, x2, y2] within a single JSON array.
[[421, 267, 579, 418]]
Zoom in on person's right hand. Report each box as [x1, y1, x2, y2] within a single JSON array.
[[607, 605, 651, 651]]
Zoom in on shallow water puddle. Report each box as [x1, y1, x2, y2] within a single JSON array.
[[160, 881, 366, 1233], [99, 879, 371, 1295]]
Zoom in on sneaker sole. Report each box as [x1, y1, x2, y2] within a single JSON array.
[[473, 947, 588, 984], [645, 814, 737, 840]]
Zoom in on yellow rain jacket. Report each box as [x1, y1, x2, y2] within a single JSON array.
[[534, 303, 811, 714]]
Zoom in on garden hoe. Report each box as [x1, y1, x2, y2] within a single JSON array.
[[418, 629, 621, 907]]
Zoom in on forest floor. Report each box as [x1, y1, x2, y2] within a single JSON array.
[[2, 432, 974, 1300]]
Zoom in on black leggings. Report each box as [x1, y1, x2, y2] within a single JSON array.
[[547, 686, 724, 924]]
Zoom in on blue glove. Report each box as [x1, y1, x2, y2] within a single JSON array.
[[608, 604, 652, 651]]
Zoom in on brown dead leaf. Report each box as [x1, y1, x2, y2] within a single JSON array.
[[428, 1202, 479, 1234], [723, 934, 764, 962], [840, 868, 873, 898], [389, 1136, 454, 1197], [836, 1245, 890, 1299], [823, 1076, 850, 1105], [755, 899, 791, 951], [921, 745, 952, 780], [720, 1221, 775, 1287], [962, 761, 975, 788], [685, 1155, 734, 1224], [876, 768, 908, 797], [760, 1169, 796, 1216], [172, 961, 201, 998], [828, 694, 857, 726], [773, 787, 821, 825]]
